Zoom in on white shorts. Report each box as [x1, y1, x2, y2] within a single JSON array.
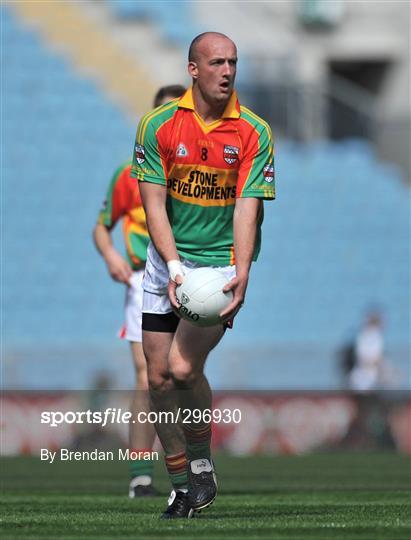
[[142, 242, 236, 315], [118, 269, 144, 342]]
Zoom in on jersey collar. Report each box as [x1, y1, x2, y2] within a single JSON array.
[[178, 86, 241, 119]]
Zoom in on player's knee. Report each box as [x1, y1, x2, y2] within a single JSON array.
[[169, 359, 196, 386], [147, 369, 173, 394]]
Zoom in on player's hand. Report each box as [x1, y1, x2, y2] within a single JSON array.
[[168, 274, 184, 312], [220, 273, 249, 322], [105, 249, 133, 284]]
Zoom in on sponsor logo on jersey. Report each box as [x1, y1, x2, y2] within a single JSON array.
[[176, 143, 189, 157], [223, 145, 239, 165], [134, 144, 145, 164], [263, 163, 274, 183]]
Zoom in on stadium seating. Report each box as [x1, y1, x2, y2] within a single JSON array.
[[107, 0, 201, 46], [2, 8, 133, 350], [2, 8, 409, 389]]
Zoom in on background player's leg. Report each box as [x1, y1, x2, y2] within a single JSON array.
[[128, 341, 158, 496], [130, 342, 156, 449], [143, 329, 187, 491]]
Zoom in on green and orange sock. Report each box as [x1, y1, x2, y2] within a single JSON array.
[[128, 448, 154, 481], [184, 423, 212, 461], [164, 451, 188, 490]]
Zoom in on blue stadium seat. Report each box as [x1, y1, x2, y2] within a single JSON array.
[[107, 0, 150, 19]]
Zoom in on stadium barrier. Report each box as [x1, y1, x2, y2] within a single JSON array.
[[1, 391, 410, 456]]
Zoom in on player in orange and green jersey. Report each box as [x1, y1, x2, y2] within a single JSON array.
[[131, 32, 275, 519], [98, 160, 149, 271], [131, 86, 275, 267], [93, 84, 186, 499]]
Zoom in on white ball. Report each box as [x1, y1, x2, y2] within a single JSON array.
[[175, 267, 233, 327]]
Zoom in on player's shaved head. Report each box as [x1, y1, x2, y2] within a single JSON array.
[[188, 32, 235, 62], [187, 31, 237, 113]]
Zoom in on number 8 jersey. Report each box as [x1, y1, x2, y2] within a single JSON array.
[[131, 87, 275, 266]]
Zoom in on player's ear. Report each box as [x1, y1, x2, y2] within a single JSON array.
[[188, 61, 198, 80]]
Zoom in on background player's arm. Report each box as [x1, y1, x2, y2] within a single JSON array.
[[93, 223, 133, 284], [138, 182, 182, 308], [221, 198, 261, 319]]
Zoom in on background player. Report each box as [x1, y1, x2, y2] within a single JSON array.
[[93, 84, 186, 497], [132, 32, 275, 517]]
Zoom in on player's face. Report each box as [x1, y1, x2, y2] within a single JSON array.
[[189, 37, 237, 104]]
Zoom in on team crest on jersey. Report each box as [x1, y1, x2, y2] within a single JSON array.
[[181, 293, 190, 305], [134, 144, 145, 164], [176, 143, 188, 158], [223, 145, 239, 165], [263, 163, 274, 183]]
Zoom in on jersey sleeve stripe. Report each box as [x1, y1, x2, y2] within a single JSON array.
[[155, 118, 174, 180], [240, 105, 273, 138], [236, 120, 260, 197], [237, 114, 274, 198], [139, 101, 177, 144]]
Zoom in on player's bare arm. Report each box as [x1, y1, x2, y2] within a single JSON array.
[[138, 182, 179, 263], [221, 198, 261, 320], [138, 181, 183, 308], [93, 223, 133, 284]]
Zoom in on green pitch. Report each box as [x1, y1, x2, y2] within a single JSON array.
[[1, 453, 410, 539]]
